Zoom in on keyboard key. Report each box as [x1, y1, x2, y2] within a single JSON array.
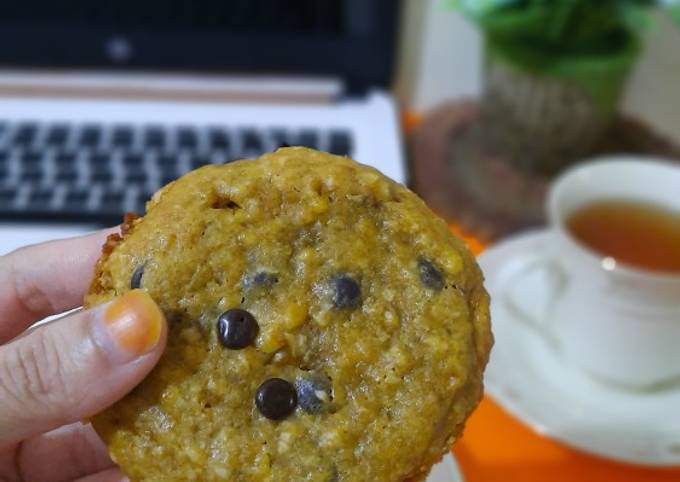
[[14, 123, 37, 146], [125, 168, 147, 184], [0, 187, 16, 205], [28, 188, 53, 208], [89, 153, 110, 166], [212, 149, 234, 164], [328, 130, 353, 156], [56, 152, 77, 165], [21, 165, 43, 182], [0, 164, 7, 180], [21, 150, 42, 165], [297, 130, 319, 149], [177, 128, 198, 148], [136, 191, 153, 212], [209, 129, 231, 149], [56, 169, 78, 183], [101, 190, 125, 209], [241, 129, 263, 153], [160, 174, 177, 186], [144, 126, 166, 148], [112, 126, 134, 147], [65, 189, 89, 208], [46, 124, 69, 146], [190, 156, 211, 169], [123, 153, 143, 167], [158, 161, 177, 174], [80, 125, 102, 147], [91, 167, 113, 183], [156, 154, 178, 167], [0, 150, 9, 163], [269, 128, 288, 146], [269, 128, 290, 148]]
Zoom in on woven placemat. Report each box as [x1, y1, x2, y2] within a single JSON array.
[[409, 100, 680, 242]]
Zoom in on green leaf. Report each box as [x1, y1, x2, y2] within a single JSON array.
[[446, 0, 665, 56], [670, 5, 680, 24]]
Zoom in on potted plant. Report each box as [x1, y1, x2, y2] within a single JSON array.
[[449, 0, 680, 174]]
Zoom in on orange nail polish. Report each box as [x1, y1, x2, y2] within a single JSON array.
[[104, 289, 164, 356]]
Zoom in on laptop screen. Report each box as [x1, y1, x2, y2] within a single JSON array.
[[0, 0, 400, 91]]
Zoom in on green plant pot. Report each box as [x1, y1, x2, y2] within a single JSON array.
[[480, 34, 641, 175]]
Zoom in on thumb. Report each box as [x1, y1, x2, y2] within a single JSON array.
[[0, 289, 167, 446]]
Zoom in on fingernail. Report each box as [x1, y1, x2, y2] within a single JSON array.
[[93, 289, 164, 362]]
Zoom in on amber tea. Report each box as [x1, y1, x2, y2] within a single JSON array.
[[567, 199, 680, 273]]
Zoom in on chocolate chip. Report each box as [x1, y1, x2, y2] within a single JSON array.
[[255, 378, 297, 420], [243, 271, 278, 290], [418, 258, 444, 290], [295, 373, 333, 414], [212, 196, 240, 210], [331, 275, 361, 309], [217, 309, 259, 349], [130, 265, 145, 289]]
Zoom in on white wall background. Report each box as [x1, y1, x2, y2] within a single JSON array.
[[396, 0, 680, 141]]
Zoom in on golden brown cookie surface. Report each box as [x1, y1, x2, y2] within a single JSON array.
[[87, 147, 492, 482]]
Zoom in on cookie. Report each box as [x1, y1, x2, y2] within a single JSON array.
[[86, 147, 492, 482]]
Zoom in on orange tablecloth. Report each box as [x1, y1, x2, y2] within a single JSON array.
[[449, 225, 680, 482]]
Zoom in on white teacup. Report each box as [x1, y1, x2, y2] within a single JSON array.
[[501, 157, 680, 390]]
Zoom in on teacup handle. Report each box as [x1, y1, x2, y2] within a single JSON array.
[[500, 252, 569, 348]]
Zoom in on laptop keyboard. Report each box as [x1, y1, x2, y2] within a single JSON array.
[[0, 121, 354, 223]]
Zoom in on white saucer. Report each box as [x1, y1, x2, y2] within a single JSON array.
[[426, 454, 464, 482], [480, 229, 680, 467]]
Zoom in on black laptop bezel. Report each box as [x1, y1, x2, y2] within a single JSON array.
[[0, 0, 400, 93]]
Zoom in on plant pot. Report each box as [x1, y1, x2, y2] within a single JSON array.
[[480, 34, 641, 175]]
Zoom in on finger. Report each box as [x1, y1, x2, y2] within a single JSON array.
[[17, 423, 114, 482], [0, 228, 117, 343], [0, 290, 166, 445], [74, 468, 127, 482]]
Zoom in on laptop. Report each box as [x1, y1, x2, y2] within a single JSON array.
[[0, 0, 405, 255]]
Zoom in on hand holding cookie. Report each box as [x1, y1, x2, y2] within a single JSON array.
[[0, 230, 168, 482], [0, 148, 491, 482]]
